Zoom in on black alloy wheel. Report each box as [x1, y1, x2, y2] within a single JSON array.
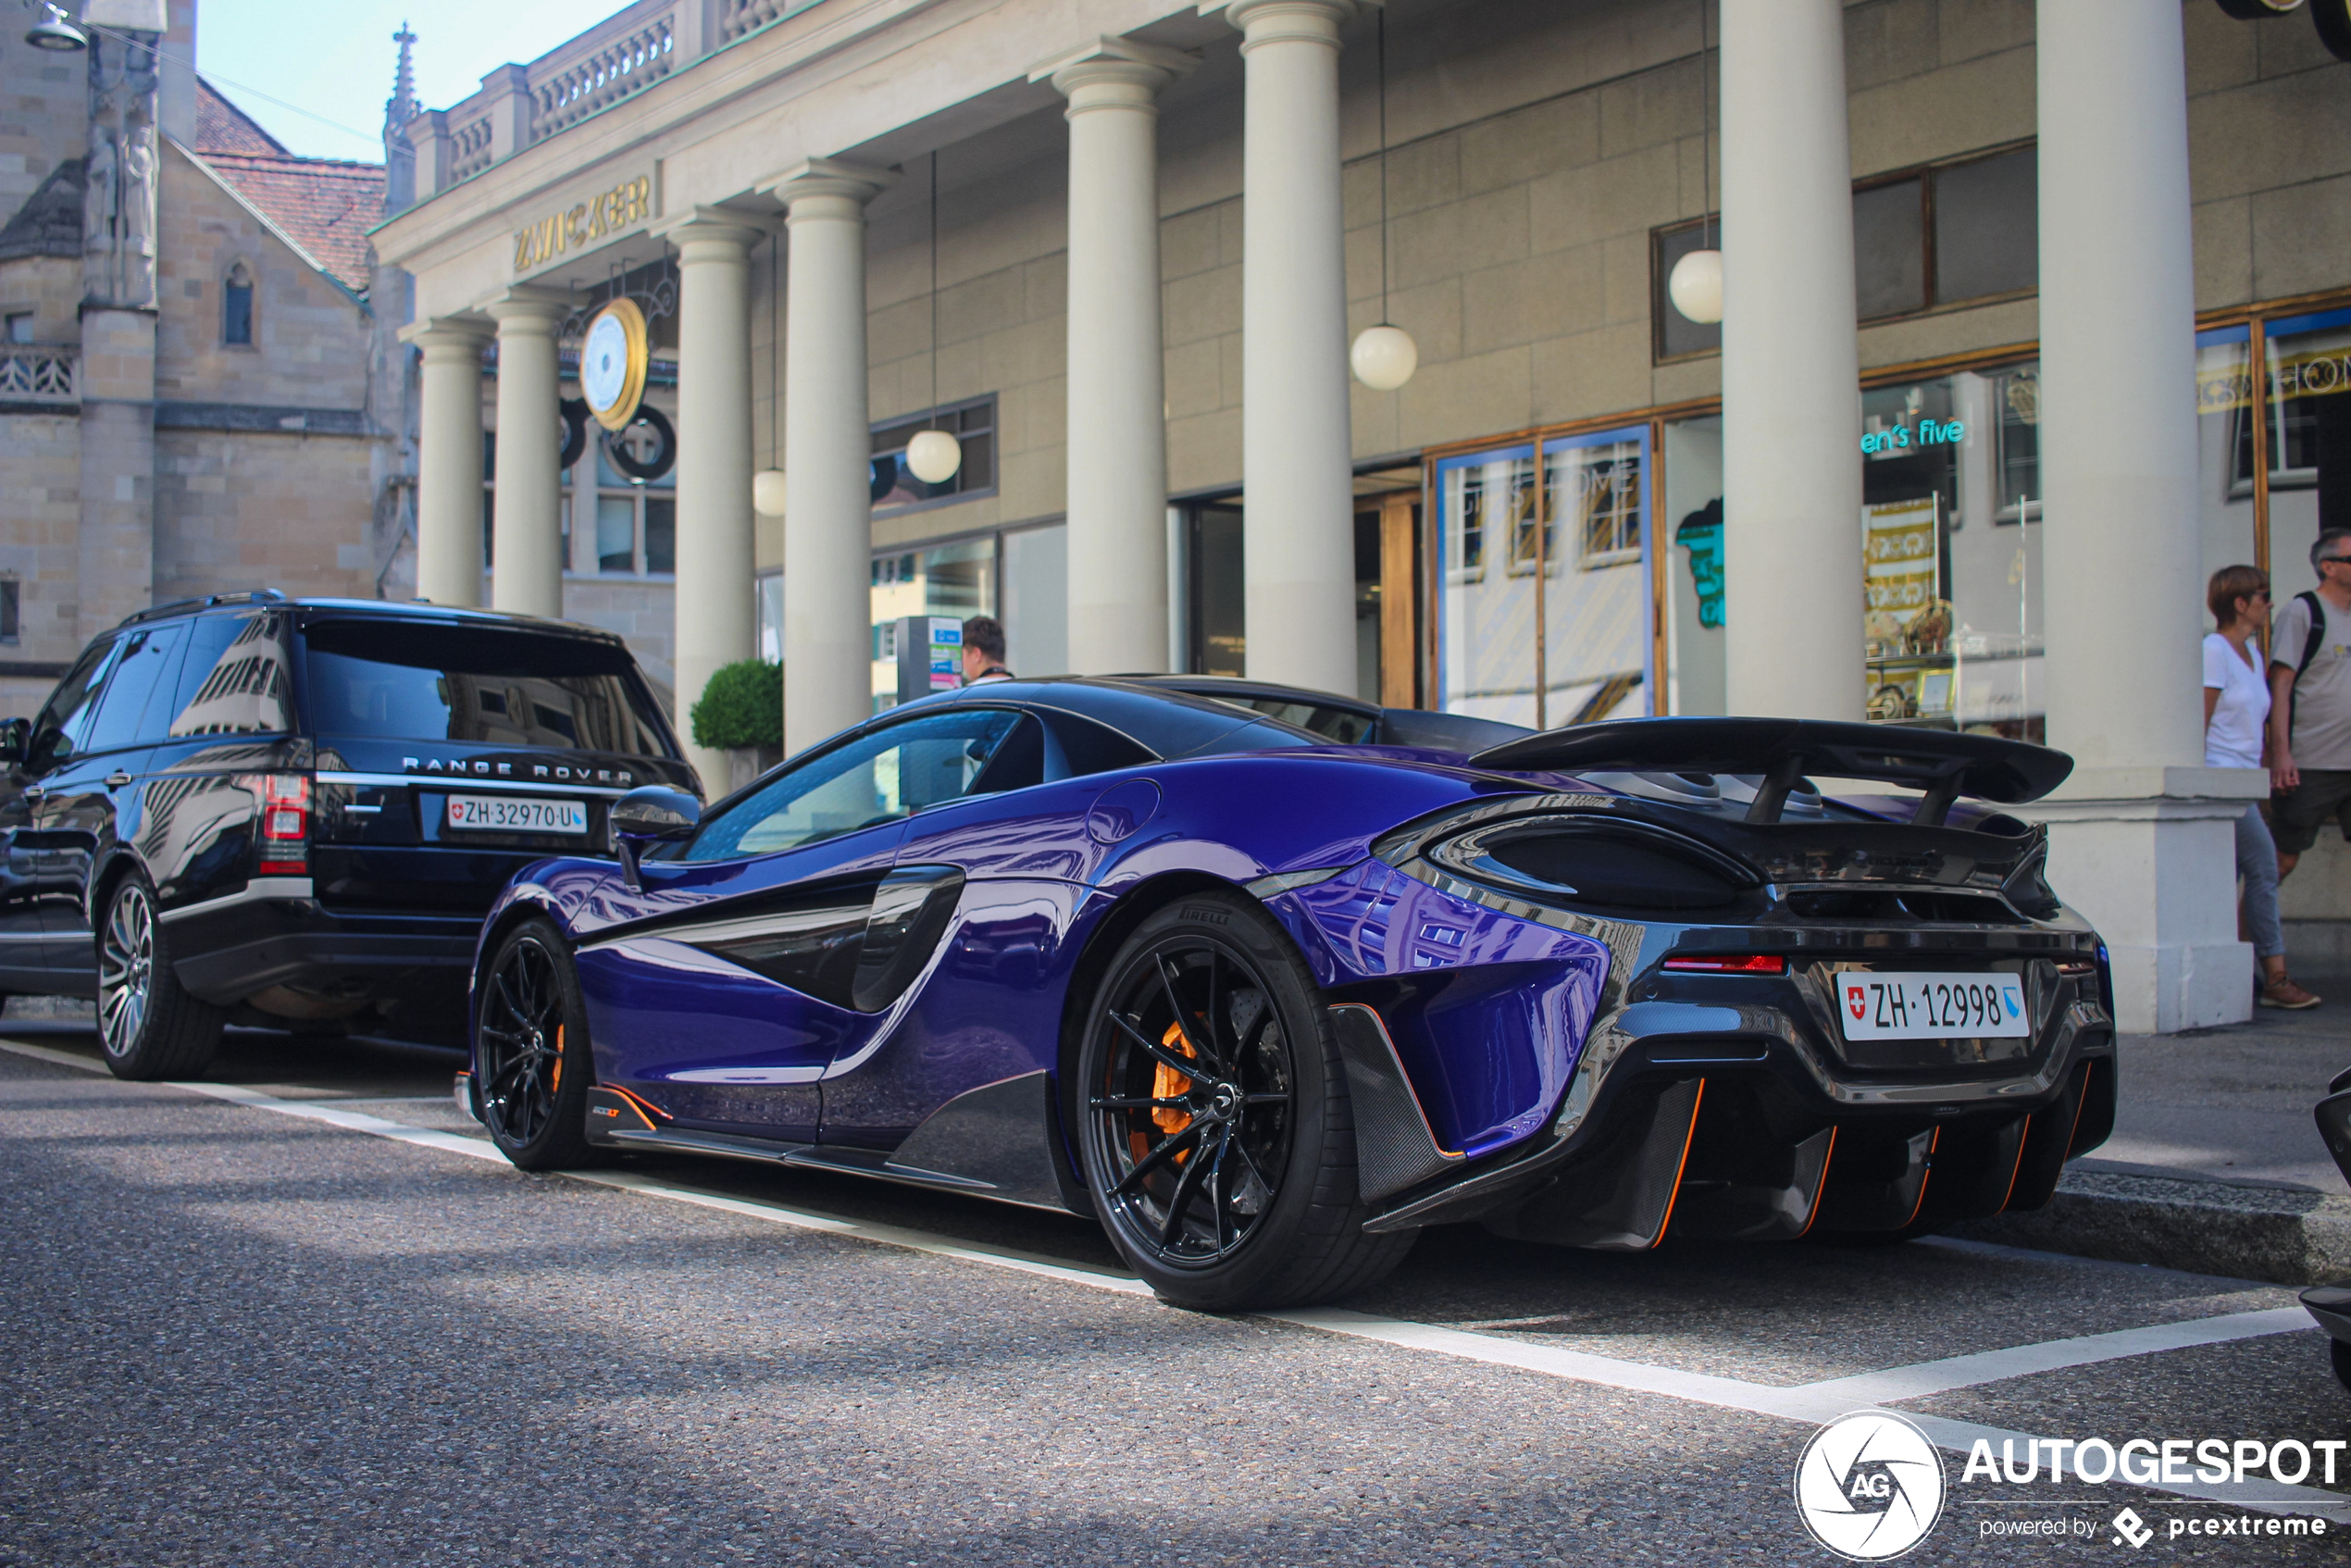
[[477, 919, 599, 1171], [1076, 890, 1413, 1311], [96, 873, 222, 1081]]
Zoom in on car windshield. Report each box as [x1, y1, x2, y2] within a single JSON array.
[[683, 709, 1028, 862], [300, 620, 675, 757]]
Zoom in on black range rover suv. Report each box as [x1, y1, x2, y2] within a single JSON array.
[[0, 594, 696, 1077]]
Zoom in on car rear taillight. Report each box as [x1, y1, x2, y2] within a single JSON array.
[[1662, 953, 1787, 975], [256, 772, 310, 875]]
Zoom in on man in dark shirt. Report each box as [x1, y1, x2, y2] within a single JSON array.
[[961, 616, 1013, 686]]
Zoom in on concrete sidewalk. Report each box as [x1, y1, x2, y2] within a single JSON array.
[[1964, 983, 2351, 1283]]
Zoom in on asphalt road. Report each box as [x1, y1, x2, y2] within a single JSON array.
[[2, 1020, 2348, 1567]]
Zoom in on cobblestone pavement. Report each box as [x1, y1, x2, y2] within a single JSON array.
[[1, 1024, 2345, 1567]]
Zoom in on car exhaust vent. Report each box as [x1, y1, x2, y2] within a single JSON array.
[[1781, 889, 2018, 924]]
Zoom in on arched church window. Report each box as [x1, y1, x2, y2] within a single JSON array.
[[223, 262, 255, 346]]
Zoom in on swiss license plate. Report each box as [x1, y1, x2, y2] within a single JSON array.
[[1836, 971, 2029, 1040], [444, 793, 589, 835]]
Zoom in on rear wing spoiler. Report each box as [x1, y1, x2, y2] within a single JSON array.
[[1469, 716, 2073, 826]]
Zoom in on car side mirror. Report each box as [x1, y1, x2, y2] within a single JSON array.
[[0, 717, 27, 766], [610, 785, 701, 890]]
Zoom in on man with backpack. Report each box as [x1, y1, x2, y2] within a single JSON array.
[[2268, 529, 2351, 889]]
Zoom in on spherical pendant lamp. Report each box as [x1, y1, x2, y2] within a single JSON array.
[[752, 468, 788, 516], [1668, 248, 1723, 325], [906, 428, 963, 484], [1351, 325, 1420, 392]]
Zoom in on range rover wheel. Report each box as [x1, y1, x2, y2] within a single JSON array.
[[1075, 890, 1412, 1312], [477, 919, 600, 1171], [97, 874, 223, 1082]]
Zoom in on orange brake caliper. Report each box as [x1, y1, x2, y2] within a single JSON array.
[[1151, 1020, 1196, 1139]]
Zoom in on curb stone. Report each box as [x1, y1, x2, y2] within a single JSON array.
[[1953, 1167, 2351, 1286]]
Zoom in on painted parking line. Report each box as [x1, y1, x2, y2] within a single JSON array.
[[4, 1035, 2341, 1515]]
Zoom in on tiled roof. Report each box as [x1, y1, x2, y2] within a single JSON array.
[[199, 151, 386, 294], [0, 158, 82, 261], [193, 79, 288, 156]]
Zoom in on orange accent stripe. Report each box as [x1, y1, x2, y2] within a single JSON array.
[[1795, 1126, 1838, 1239], [604, 1083, 669, 1126], [1902, 1126, 1942, 1229], [1996, 1115, 2033, 1213], [2061, 1059, 2096, 1157], [1649, 1078, 1706, 1248]]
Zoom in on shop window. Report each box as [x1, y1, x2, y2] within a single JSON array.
[[756, 570, 783, 663], [223, 262, 255, 346], [1185, 504, 1246, 677], [871, 397, 997, 515], [1435, 428, 1653, 728], [1653, 143, 2038, 358], [2262, 307, 2351, 604], [868, 538, 996, 713], [1001, 523, 1067, 678], [1858, 366, 2042, 734]]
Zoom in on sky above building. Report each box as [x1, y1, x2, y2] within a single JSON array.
[[195, 0, 635, 163]]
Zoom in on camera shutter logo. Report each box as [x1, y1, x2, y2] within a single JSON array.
[[1793, 1411, 1947, 1560]]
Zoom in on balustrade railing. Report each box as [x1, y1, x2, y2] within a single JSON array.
[[410, 0, 838, 199], [0, 347, 76, 404], [531, 12, 678, 143]]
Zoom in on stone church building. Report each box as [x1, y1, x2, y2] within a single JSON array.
[[0, 0, 408, 719]]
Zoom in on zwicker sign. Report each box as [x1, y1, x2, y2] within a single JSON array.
[[512, 170, 655, 275]]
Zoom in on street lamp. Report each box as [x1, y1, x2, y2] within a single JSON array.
[[25, 3, 88, 50], [752, 469, 788, 517]]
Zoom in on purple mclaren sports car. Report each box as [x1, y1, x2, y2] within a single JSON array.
[[463, 676, 2114, 1310]]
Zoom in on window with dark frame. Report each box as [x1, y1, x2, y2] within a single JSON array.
[[0, 579, 17, 643], [870, 396, 997, 513], [223, 262, 255, 346], [1653, 143, 2039, 361]]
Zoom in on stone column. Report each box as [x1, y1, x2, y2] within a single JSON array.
[[655, 207, 769, 792], [404, 316, 491, 607], [2028, 0, 2260, 1032], [1037, 39, 1197, 675], [762, 159, 892, 755], [1211, 0, 1366, 696], [485, 290, 571, 619], [1718, 0, 1863, 721]]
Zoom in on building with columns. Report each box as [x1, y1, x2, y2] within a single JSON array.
[[367, 0, 2348, 1035]]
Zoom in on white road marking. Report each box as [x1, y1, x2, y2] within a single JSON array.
[[3, 1035, 2339, 1514], [1797, 1309, 2316, 1407]]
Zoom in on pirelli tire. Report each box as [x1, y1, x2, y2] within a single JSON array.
[[475, 918, 603, 1172], [1074, 890, 1414, 1312]]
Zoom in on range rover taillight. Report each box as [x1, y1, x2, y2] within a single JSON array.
[[255, 773, 310, 875]]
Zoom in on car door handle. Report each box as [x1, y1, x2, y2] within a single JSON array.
[[20, 786, 44, 803], [105, 772, 132, 790]]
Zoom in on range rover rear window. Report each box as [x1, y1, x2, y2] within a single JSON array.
[[300, 620, 676, 758]]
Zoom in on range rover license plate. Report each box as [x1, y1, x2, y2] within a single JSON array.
[[1837, 972, 2029, 1040], [445, 794, 589, 835]]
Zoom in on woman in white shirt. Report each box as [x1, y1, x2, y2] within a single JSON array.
[[2206, 565, 2316, 1008]]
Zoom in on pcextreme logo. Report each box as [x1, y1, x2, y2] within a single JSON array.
[[1794, 1412, 1947, 1560]]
